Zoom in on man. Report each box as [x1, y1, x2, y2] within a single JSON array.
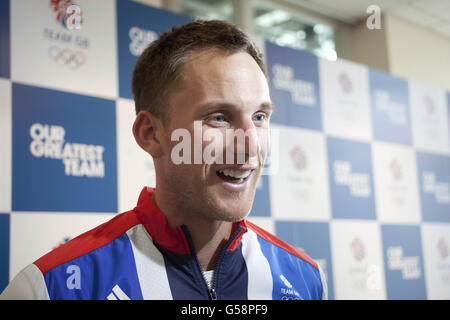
[[1, 20, 327, 300]]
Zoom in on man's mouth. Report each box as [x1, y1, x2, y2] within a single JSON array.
[[216, 168, 254, 184]]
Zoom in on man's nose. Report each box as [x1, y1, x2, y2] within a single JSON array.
[[231, 119, 259, 164]]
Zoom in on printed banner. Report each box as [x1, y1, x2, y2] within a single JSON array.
[[372, 142, 421, 224], [12, 84, 118, 212], [409, 80, 450, 155], [249, 174, 271, 217], [270, 124, 330, 221], [330, 220, 385, 299], [369, 69, 412, 145], [327, 137, 376, 220], [117, 0, 192, 99], [381, 225, 427, 299], [421, 223, 450, 299], [11, 0, 118, 98], [266, 41, 322, 130], [319, 58, 372, 142], [416, 152, 450, 222], [0, 79, 11, 212], [0, 0, 10, 78], [0, 214, 10, 294]]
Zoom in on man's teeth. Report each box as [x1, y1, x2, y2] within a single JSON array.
[[218, 169, 252, 179]]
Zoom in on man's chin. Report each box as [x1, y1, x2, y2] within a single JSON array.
[[208, 211, 249, 223], [206, 197, 254, 222]]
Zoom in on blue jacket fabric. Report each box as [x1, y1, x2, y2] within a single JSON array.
[[0, 187, 327, 300]]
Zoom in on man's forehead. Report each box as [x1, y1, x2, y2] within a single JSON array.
[[168, 48, 271, 118], [183, 48, 263, 77], [182, 49, 269, 95]]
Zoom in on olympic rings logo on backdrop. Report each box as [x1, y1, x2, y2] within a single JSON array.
[[48, 46, 85, 70]]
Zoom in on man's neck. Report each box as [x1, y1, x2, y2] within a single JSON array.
[[185, 218, 234, 271], [151, 190, 234, 271]]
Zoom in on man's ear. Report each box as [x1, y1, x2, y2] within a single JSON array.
[[132, 110, 165, 158]]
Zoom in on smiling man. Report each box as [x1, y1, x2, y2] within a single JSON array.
[[0, 20, 327, 300]]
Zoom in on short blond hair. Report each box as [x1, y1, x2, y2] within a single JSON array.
[[131, 19, 267, 122]]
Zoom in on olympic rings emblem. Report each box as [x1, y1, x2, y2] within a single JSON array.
[[48, 46, 85, 70]]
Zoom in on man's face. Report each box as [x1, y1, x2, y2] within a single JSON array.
[[160, 49, 272, 222]]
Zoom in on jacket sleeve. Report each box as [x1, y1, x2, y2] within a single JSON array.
[[318, 263, 328, 300], [0, 264, 50, 300]]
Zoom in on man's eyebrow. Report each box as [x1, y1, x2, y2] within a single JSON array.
[[198, 101, 275, 113], [199, 101, 234, 112], [260, 101, 275, 111]]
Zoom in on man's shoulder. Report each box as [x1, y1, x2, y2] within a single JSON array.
[[243, 220, 326, 300], [244, 220, 318, 271], [34, 210, 141, 276]]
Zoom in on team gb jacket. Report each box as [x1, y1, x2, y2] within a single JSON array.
[[0, 187, 327, 300]]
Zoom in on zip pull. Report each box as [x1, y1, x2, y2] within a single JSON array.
[[209, 288, 217, 300]]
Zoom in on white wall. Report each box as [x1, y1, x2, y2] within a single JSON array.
[[385, 14, 450, 91], [336, 13, 450, 91], [334, 17, 390, 73]]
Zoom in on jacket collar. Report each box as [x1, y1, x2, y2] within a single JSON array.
[[133, 187, 248, 255]]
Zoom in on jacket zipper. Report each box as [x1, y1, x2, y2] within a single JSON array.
[[182, 224, 245, 300], [208, 225, 245, 300], [209, 287, 217, 300]]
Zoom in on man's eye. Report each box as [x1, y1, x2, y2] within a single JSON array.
[[211, 115, 226, 122], [253, 113, 268, 123], [205, 114, 230, 127]]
